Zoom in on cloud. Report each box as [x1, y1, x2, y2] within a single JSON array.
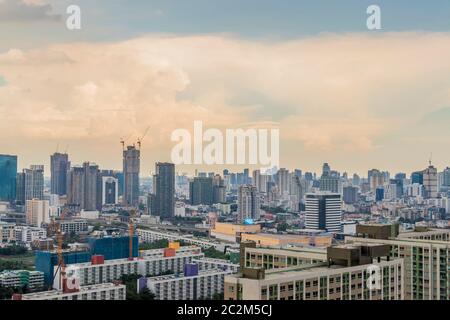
[[0, 0, 61, 22], [1, 32, 450, 173]]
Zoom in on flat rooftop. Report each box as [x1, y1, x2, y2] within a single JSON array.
[[21, 283, 124, 298]]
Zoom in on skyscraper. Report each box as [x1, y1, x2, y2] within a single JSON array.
[[213, 174, 226, 204], [305, 192, 342, 233], [189, 177, 213, 205], [0, 154, 17, 203], [122, 146, 140, 207], [102, 176, 119, 205], [154, 162, 175, 218], [276, 168, 290, 196], [237, 185, 260, 223], [422, 164, 438, 199], [343, 186, 358, 204], [50, 153, 69, 196], [67, 163, 99, 211], [23, 165, 44, 201], [83, 162, 99, 211]]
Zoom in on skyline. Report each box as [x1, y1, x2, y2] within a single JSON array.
[[1, 1, 450, 175]]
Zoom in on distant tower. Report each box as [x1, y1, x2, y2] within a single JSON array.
[[123, 146, 140, 207], [24, 165, 44, 201], [238, 185, 260, 223], [154, 162, 175, 218], [50, 153, 69, 196]]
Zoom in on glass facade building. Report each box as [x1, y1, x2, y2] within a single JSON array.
[[0, 154, 17, 203]]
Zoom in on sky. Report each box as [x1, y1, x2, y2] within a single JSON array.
[[1, 0, 450, 177]]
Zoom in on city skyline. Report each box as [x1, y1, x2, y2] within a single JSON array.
[[1, 1, 450, 175]]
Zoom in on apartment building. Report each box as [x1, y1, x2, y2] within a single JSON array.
[[346, 224, 450, 300], [19, 283, 126, 300], [225, 244, 403, 300], [53, 247, 205, 290], [59, 219, 88, 234], [244, 246, 327, 270], [142, 268, 234, 300], [192, 257, 240, 273], [137, 228, 225, 250], [0, 270, 44, 290]]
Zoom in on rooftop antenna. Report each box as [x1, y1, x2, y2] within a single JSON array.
[[429, 152, 433, 166]]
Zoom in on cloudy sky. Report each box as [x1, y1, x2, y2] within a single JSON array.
[[1, 0, 450, 176]]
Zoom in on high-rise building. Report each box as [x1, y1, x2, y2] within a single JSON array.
[[237, 185, 260, 223], [50, 153, 69, 196], [83, 162, 99, 211], [122, 146, 140, 207], [422, 164, 438, 198], [23, 165, 44, 201], [189, 177, 213, 205], [319, 175, 341, 193], [154, 162, 175, 218], [67, 163, 99, 211], [276, 168, 290, 196], [15, 172, 25, 205], [212, 174, 226, 204], [67, 166, 85, 210], [368, 169, 386, 191], [305, 192, 342, 232], [443, 167, 450, 187], [322, 163, 331, 176], [411, 171, 424, 185], [102, 176, 119, 205], [0, 154, 17, 203], [343, 186, 358, 204], [26, 199, 50, 227]]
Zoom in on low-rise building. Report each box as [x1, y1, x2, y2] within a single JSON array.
[[0, 270, 44, 290], [19, 283, 126, 300], [59, 219, 88, 234], [141, 267, 234, 300]]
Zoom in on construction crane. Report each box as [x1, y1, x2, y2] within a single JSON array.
[[137, 126, 150, 150], [51, 208, 68, 290], [128, 208, 136, 261]]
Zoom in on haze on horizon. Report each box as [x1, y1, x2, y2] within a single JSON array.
[[1, 0, 450, 177]]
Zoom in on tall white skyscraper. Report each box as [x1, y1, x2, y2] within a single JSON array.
[[238, 185, 260, 223], [305, 192, 342, 233]]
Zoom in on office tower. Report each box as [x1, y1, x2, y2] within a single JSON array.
[[67, 163, 99, 211], [411, 171, 424, 185], [304, 172, 313, 181], [305, 192, 342, 232], [375, 187, 384, 201], [243, 168, 250, 184], [294, 169, 302, 178], [343, 186, 358, 204], [368, 169, 385, 191], [67, 166, 85, 209], [122, 146, 140, 207], [276, 168, 290, 196], [0, 154, 17, 203], [26, 199, 50, 227], [212, 174, 226, 204], [147, 193, 156, 215], [289, 175, 304, 211], [83, 163, 99, 211], [392, 178, 404, 198], [23, 165, 44, 201], [352, 173, 361, 186], [102, 176, 119, 205], [322, 163, 331, 176], [319, 175, 340, 193], [384, 183, 397, 200], [154, 162, 175, 218], [237, 185, 260, 223], [15, 172, 25, 205], [189, 177, 213, 205], [422, 164, 438, 198], [50, 153, 69, 196], [252, 170, 260, 190], [443, 167, 450, 187]]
